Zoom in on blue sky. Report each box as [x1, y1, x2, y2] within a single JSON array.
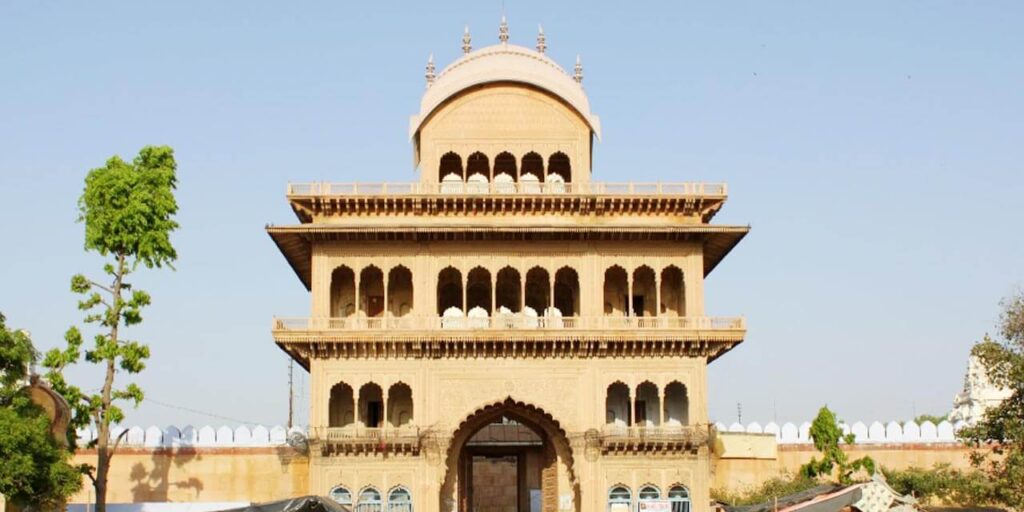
[[1, 1, 1021, 429]]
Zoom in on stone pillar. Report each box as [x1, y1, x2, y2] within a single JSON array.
[[383, 272, 390, 323], [655, 272, 662, 321], [627, 272, 634, 317], [628, 388, 634, 426], [491, 272, 497, 314], [658, 390, 664, 426], [520, 270, 526, 312], [354, 273, 361, 319], [549, 270, 555, 314], [382, 389, 389, 429], [462, 271, 467, 313]]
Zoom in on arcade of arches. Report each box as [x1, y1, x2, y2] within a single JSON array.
[[327, 262, 688, 321], [438, 151, 573, 185]]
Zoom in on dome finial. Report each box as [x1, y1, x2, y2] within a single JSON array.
[[499, 14, 509, 43], [573, 55, 583, 83], [462, 25, 472, 54], [536, 24, 547, 53], [425, 54, 436, 88]]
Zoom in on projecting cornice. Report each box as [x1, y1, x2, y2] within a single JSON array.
[[266, 224, 749, 291], [284, 182, 729, 224]]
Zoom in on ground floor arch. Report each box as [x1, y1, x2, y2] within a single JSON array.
[[441, 398, 579, 512]]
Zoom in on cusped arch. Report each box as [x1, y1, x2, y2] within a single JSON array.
[[441, 396, 580, 507]]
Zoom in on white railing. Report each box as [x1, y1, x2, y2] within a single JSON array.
[[272, 315, 746, 332], [287, 182, 727, 197]]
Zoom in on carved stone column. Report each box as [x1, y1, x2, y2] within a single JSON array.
[[627, 272, 634, 317]]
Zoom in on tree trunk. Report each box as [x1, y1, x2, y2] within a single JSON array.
[[94, 253, 125, 512]]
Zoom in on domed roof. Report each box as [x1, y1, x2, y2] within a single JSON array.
[[409, 43, 601, 140]]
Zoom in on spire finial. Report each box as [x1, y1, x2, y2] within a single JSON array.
[[499, 14, 509, 43], [573, 55, 583, 83], [425, 54, 436, 88], [462, 25, 472, 54], [536, 24, 547, 53]]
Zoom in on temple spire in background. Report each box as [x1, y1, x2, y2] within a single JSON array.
[[536, 24, 547, 53]]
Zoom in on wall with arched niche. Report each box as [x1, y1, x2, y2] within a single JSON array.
[[417, 84, 593, 186]]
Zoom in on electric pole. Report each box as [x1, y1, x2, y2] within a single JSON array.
[[288, 358, 294, 429]]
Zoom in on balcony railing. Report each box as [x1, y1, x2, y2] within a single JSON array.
[[287, 182, 727, 197], [312, 426, 421, 455], [273, 315, 745, 332], [599, 424, 711, 451], [314, 425, 420, 442]]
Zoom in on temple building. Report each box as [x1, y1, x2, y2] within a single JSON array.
[[268, 19, 748, 512]]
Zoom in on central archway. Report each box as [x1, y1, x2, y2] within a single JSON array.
[[441, 398, 579, 512]]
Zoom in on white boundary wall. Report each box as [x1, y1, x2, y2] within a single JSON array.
[[713, 420, 967, 444], [74, 425, 305, 448], [77, 421, 965, 448]]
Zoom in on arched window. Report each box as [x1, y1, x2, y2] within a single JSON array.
[[632, 266, 656, 318], [524, 267, 550, 314], [548, 152, 571, 183], [608, 485, 632, 512], [554, 267, 580, 317], [437, 267, 463, 315], [638, 485, 661, 501], [603, 266, 628, 316], [387, 486, 413, 512], [495, 267, 522, 313], [605, 382, 631, 426], [387, 382, 413, 428], [330, 486, 352, 506], [358, 383, 383, 428], [521, 152, 544, 182], [328, 382, 354, 427], [439, 152, 463, 183], [356, 487, 383, 512], [388, 266, 414, 318], [635, 382, 660, 426], [466, 267, 493, 314], [494, 152, 517, 182], [664, 381, 689, 426], [359, 266, 385, 319], [330, 266, 356, 318], [660, 266, 685, 318], [668, 486, 690, 512], [466, 151, 489, 179]]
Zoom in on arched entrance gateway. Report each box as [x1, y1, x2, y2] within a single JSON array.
[[441, 398, 579, 512]]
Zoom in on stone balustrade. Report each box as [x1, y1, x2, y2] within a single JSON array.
[[273, 315, 745, 332]]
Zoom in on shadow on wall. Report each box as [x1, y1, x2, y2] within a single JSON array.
[[130, 449, 204, 502]]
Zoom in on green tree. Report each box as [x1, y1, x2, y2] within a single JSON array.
[[912, 414, 948, 425], [958, 290, 1024, 508], [42, 146, 179, 512], [0, 313, 82, 509], [799, 406, 875, 484]]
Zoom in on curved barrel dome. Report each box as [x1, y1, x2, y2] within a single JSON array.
[[409, 43, 601, 140]]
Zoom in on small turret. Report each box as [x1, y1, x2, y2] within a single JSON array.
[[462, 25, 472, 54], [536, 25, 547, 54], [573, 55, 583, 84], [425, 54, 436, 88], [499, 14, 509, 43]]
